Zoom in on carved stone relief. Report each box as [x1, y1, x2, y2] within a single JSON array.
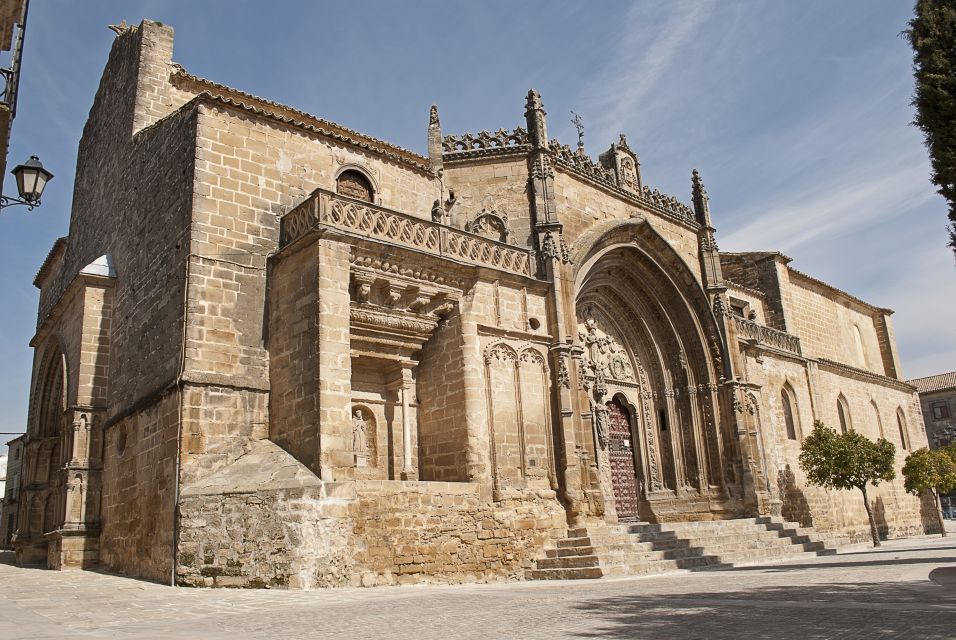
[[578, 310, 634, 382]]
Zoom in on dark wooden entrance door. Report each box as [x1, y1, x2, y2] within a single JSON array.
[[607, 397, 640, 519]]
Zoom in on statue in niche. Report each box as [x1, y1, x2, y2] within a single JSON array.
[[352, 408, 369, 464], [431, 199, 444, 223]]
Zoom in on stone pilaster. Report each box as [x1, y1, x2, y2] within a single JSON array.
[[317, 238, 354, 481]]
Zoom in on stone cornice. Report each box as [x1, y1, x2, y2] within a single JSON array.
[[724, 279, 767, 300], [33, 236, 68, 289], [171, 70, 432, 174], [815, 358, 915, 393]]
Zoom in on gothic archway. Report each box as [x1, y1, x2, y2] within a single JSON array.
[[572, 218, 733, 518]]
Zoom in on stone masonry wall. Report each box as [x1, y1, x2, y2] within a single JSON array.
[[99, 390, 180, 582], [417, 312, 469, 481], [745, 349, 935, 540], [177, 469, 566, 589], [443, 157, 534, 246], [786, 274, 887, 376], [553, 170, 702, 282]]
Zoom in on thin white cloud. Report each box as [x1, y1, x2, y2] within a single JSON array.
[[721, 157, 936, 252], [574, 0, 719, 146]]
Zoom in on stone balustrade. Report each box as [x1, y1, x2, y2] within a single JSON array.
[[280, 189, 536, 278], [733, 315, 802, 356]]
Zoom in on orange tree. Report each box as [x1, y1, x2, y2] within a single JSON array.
[[799, 421, 896, 546], [902, 446, 956, 537]]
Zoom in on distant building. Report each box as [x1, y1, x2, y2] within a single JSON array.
[[0, 436, 24, 549], [910, 371, 956, 449], [909, 371, 956, 517]]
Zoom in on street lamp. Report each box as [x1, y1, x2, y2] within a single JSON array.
[[1, 155, 53, 211]]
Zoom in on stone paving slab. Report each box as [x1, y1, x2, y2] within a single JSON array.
[[2, 531, 956, 639]]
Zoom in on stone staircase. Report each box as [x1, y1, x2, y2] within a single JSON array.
[[527, 517, 842, 581]]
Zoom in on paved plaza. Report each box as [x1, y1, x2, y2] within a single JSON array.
[[2, 528, 956, 639]]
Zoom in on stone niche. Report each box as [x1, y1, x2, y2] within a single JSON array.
[[348, 257, 461, 481], [350, 359, 417, 480]]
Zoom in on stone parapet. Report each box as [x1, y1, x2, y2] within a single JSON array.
[[279, 189, 536, 278], [732, 315, 802, 356]]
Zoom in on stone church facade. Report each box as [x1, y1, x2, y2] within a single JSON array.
[[13, 21, 934, 587]]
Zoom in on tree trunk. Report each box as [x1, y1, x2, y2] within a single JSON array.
[[860, 485, 881, 547], [934, 489, 947, 537]]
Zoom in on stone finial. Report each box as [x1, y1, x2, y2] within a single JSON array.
[[107, 20, 132, 36], [428, 104, 442, 174], [524, 89, 548, 148], [692, 169, 712, 227]]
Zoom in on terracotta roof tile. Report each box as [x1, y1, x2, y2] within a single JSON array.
[[909, 371, 956, 394]]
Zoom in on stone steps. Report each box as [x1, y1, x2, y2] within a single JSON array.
[[527, 516, 842, 581]]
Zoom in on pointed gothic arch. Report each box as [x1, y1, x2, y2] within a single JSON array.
[[571, 217, 730, 507], [781, 383, 799, 440], [871, 399, 884, 439], [837, 394, 851, 434], [896, 407, 909, 450], [33, 339, 68, 439]]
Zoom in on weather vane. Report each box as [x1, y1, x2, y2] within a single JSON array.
[[571, 110, 584, 150]]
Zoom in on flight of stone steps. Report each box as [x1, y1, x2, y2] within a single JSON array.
[[527, 516, 843, 581]]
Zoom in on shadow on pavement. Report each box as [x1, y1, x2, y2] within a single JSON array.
[[570, 581, 956, 639]]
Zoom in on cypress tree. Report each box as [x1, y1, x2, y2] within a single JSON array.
[[906, 0, 956, 259]]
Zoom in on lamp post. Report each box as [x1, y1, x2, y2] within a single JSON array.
[[1, 155, 53, 211]]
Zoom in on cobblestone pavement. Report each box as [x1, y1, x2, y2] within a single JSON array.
[[2, 530, 956, 640]]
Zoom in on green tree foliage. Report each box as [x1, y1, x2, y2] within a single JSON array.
[[799, 421, 896, 546], [906, 0, 956, 258], [903, 446, 956, 536]]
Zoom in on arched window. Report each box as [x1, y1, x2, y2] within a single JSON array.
[[336, 169, 374, 202], [871, 400, 884, 439], [837, 395, 851, 434], [896, 408, 908, 450], [781, 386, 798, 440]]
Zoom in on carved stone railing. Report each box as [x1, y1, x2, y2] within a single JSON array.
[[280, 189, 535, 278], [442, 127, 531, 154], [733, 315, 802, 356], [548, 141, 696, 224]]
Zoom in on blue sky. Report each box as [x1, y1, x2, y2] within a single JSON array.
[[1, 1, 953, 448]]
